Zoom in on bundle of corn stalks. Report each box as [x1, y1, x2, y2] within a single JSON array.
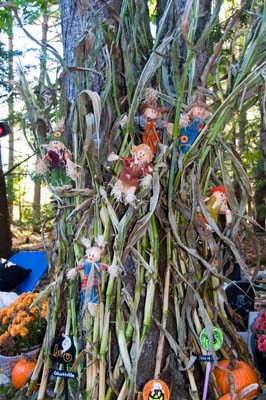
[[14, 1, 266, 400]]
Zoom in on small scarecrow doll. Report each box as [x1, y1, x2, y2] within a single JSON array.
[[178, 95, 211, 154], [134, 88, 173, 154], [67, 236, 108, 317], [198, 186, 233, 231], [108, 143, 154, 205], [36, 131, 80, 187]]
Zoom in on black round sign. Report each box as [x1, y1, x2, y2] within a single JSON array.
[[51, 335, 76, 364]]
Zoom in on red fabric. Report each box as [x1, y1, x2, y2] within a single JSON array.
[[118, 160, 152, 187], [77, 262, 107, 291], [81, 276, 99, 290]]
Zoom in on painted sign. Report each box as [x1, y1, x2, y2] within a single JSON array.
[[52, 369, 76, 379], [51, 335, 76, 364], [199, 327, 223, 351], [143, 379, 170, 400]]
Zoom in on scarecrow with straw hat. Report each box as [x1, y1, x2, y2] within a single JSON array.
[[36, 131, 80, 188], [178, 92, 211, 154], [134, 88, 173, 154]]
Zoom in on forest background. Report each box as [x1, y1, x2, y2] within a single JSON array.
[[0, 0, 266, 399]]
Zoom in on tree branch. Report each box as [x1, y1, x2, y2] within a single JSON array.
[[4, 153, 36, 176], [13, 9, 64, 65]]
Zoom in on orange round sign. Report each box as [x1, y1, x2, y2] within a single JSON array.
[[143, 379, 170, 400]]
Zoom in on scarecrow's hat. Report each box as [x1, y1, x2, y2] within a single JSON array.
[[48, 131, 67, 146], [139, 88, 169, 115]]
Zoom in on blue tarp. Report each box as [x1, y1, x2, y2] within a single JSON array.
[[9, 251, 48, 294]]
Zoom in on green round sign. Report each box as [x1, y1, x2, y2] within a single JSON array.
[[199, 327, 223, 351]]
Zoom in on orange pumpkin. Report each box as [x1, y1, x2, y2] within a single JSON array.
[[213, 360, 259, 399], [218, 382, 260, 400], [11, 357, 36, 389]]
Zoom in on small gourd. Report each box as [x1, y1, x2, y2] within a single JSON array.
[[11, 357, 36, 389], [213, 359, 259, 399]]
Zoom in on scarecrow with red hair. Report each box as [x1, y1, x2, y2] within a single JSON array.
[[198, 186, 233, 231]]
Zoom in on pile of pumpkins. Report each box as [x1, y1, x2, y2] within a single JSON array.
[[214, 359, 260, 400], [10, 356, 260, 399]]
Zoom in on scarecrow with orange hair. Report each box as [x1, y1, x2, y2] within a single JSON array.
[[108, 143, 154, 205]]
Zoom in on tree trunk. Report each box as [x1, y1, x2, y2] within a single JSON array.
[[195, 0, 212, 85], [254, 98, 266, 228], [157, 0, 211, 90], [7, 14, 14, 222], [0, 167, 12, 258], [32, 9, 49, 232], [259, 97, 266, 160], [32, 181, 41, 232]]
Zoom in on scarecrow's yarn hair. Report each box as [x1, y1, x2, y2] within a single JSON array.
[[80, 237, 91, 249], [80, 235, 105, 253], [140, 88, 169, 114], [144, 87, 158, 104], [65, 158, 80, 181]]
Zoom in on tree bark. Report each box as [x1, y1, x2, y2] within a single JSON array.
[[7, 14, 14, 222], [0, 167, 12, 258], [195, 0, 212, 86], [58, 0, 123, 99], [32, 8, 49, 232], [254, 98, 266, 228], [260, 97, 266, 160]]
